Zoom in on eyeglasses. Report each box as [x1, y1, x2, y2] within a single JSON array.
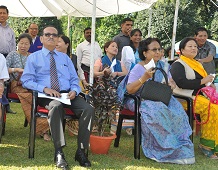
[[43, 33, 58, 38], [148, 48, 162, 53]]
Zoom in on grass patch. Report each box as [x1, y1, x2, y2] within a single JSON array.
[[0, 103, 218, 170]]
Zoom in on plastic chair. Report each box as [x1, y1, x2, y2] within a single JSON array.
[[28, 91, 80, 159], [114, 93, 141, 159], [5, 81, 29, 127]]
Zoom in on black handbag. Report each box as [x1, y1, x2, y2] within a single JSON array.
[[140, 67, 172, 106]]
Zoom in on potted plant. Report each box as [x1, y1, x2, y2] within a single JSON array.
[[87, 73, 122, 154]]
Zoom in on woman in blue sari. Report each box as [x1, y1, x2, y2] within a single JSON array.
[[120, 38, 195, 164], [94, 40, 127, 78]]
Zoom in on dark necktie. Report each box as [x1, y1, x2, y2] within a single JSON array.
[[50, 51, 60, 92]]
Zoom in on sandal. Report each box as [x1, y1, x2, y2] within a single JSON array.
[[40, 132, 51, 141], [198, 144, 218, 159]]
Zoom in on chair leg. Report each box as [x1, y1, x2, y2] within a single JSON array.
[[0, 104, 6, 143], [24, 117, 28, 127], [134, 111, 140, 159], [2, 114, 6, 136], [114, 114, 124, 147], [29, 92, 37, 159], [187, 100, 193, 142], [63, 119, 66, 132]]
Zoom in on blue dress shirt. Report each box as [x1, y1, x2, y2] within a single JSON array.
[[21, 47, 81, 95]]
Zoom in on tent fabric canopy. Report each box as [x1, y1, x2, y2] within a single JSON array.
[[0, 0, 158, 84], [0, 0, 157, 18]]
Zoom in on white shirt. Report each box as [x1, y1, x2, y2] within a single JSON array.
[[0, 53, 9, 81], [76, 40, 102, 80], [121, 46, 135, 72]]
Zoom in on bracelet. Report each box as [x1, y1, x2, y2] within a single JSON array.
[[0, 82, 4, 86], [138, 78, 143, 84], [11, 68, 15, 72]]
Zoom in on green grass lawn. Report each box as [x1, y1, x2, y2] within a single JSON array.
[[0, 102, 218, 170]]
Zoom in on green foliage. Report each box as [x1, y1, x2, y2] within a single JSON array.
[[211, 11, 218, 40], [9, 17, 63, 43]]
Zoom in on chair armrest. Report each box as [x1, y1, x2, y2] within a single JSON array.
[[173, 94, 193, 103], [124, 93, 141, 107]]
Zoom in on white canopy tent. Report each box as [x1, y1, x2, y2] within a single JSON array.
[[1, 0, 157, 18]]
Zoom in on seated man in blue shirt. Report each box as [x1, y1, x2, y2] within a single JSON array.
[[21, 26, 94, 169]]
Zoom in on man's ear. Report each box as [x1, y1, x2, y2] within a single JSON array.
[[40, 36, 43, 44]]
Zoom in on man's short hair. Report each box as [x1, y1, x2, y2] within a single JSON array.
[[84, 27, 91, 34], [121, 18, 133, 25], [0, 5, 9, 14], [194, 27, 208, 36]]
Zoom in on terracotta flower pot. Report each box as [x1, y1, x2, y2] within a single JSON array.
[[90, 133, 116, 154]]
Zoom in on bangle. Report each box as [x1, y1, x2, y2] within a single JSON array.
[[138, 78, 143, 84], [0, 82, 4, 86], [11, 68, 15, 72]]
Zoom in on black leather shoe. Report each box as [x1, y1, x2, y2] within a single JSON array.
[[54, 151, 68, 169], [75, 149, 91, 167], [6, 108, 16, 114]]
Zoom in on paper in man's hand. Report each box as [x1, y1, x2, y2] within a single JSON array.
[[38, 93, 71, 105]]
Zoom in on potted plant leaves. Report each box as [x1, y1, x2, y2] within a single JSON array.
[[87, 72, 122, 154]]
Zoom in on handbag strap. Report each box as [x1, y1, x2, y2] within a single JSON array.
[[152, 67, 169, 85], [193, 88, 210, 125]]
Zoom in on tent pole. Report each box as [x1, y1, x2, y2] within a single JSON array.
[[67, 15, 71, 37], [89, 0, 96, 85], [148, 7, 152, 37], [171, 0, 180, 60]]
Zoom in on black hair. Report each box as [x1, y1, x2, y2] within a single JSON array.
[[59, 35, 71, 57], [165, 46, 171, 57], [194, 27, 208, 36], [179, 37, 197, 55], [84, 27, 91, 34], [0, 5, 8, 14], [18, 33, 32, 44], [28, 23, 38, 28], [121, 17, 133, 25], [138, 37, 161, 61], [103, 40, 117, 54], [129, 29, 142, 53]]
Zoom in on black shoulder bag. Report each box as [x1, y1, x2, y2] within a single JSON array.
[[140, 67, 172, 106]]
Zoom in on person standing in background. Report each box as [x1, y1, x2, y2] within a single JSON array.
[[113, 18, 133, 61], [0, 5, 16, 57], [28, 23, 43, 53], [76, 27, 102, 87], [121, 28, 142, 72], [194, 27, 216, 74], [0, 5, 16, 114]]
